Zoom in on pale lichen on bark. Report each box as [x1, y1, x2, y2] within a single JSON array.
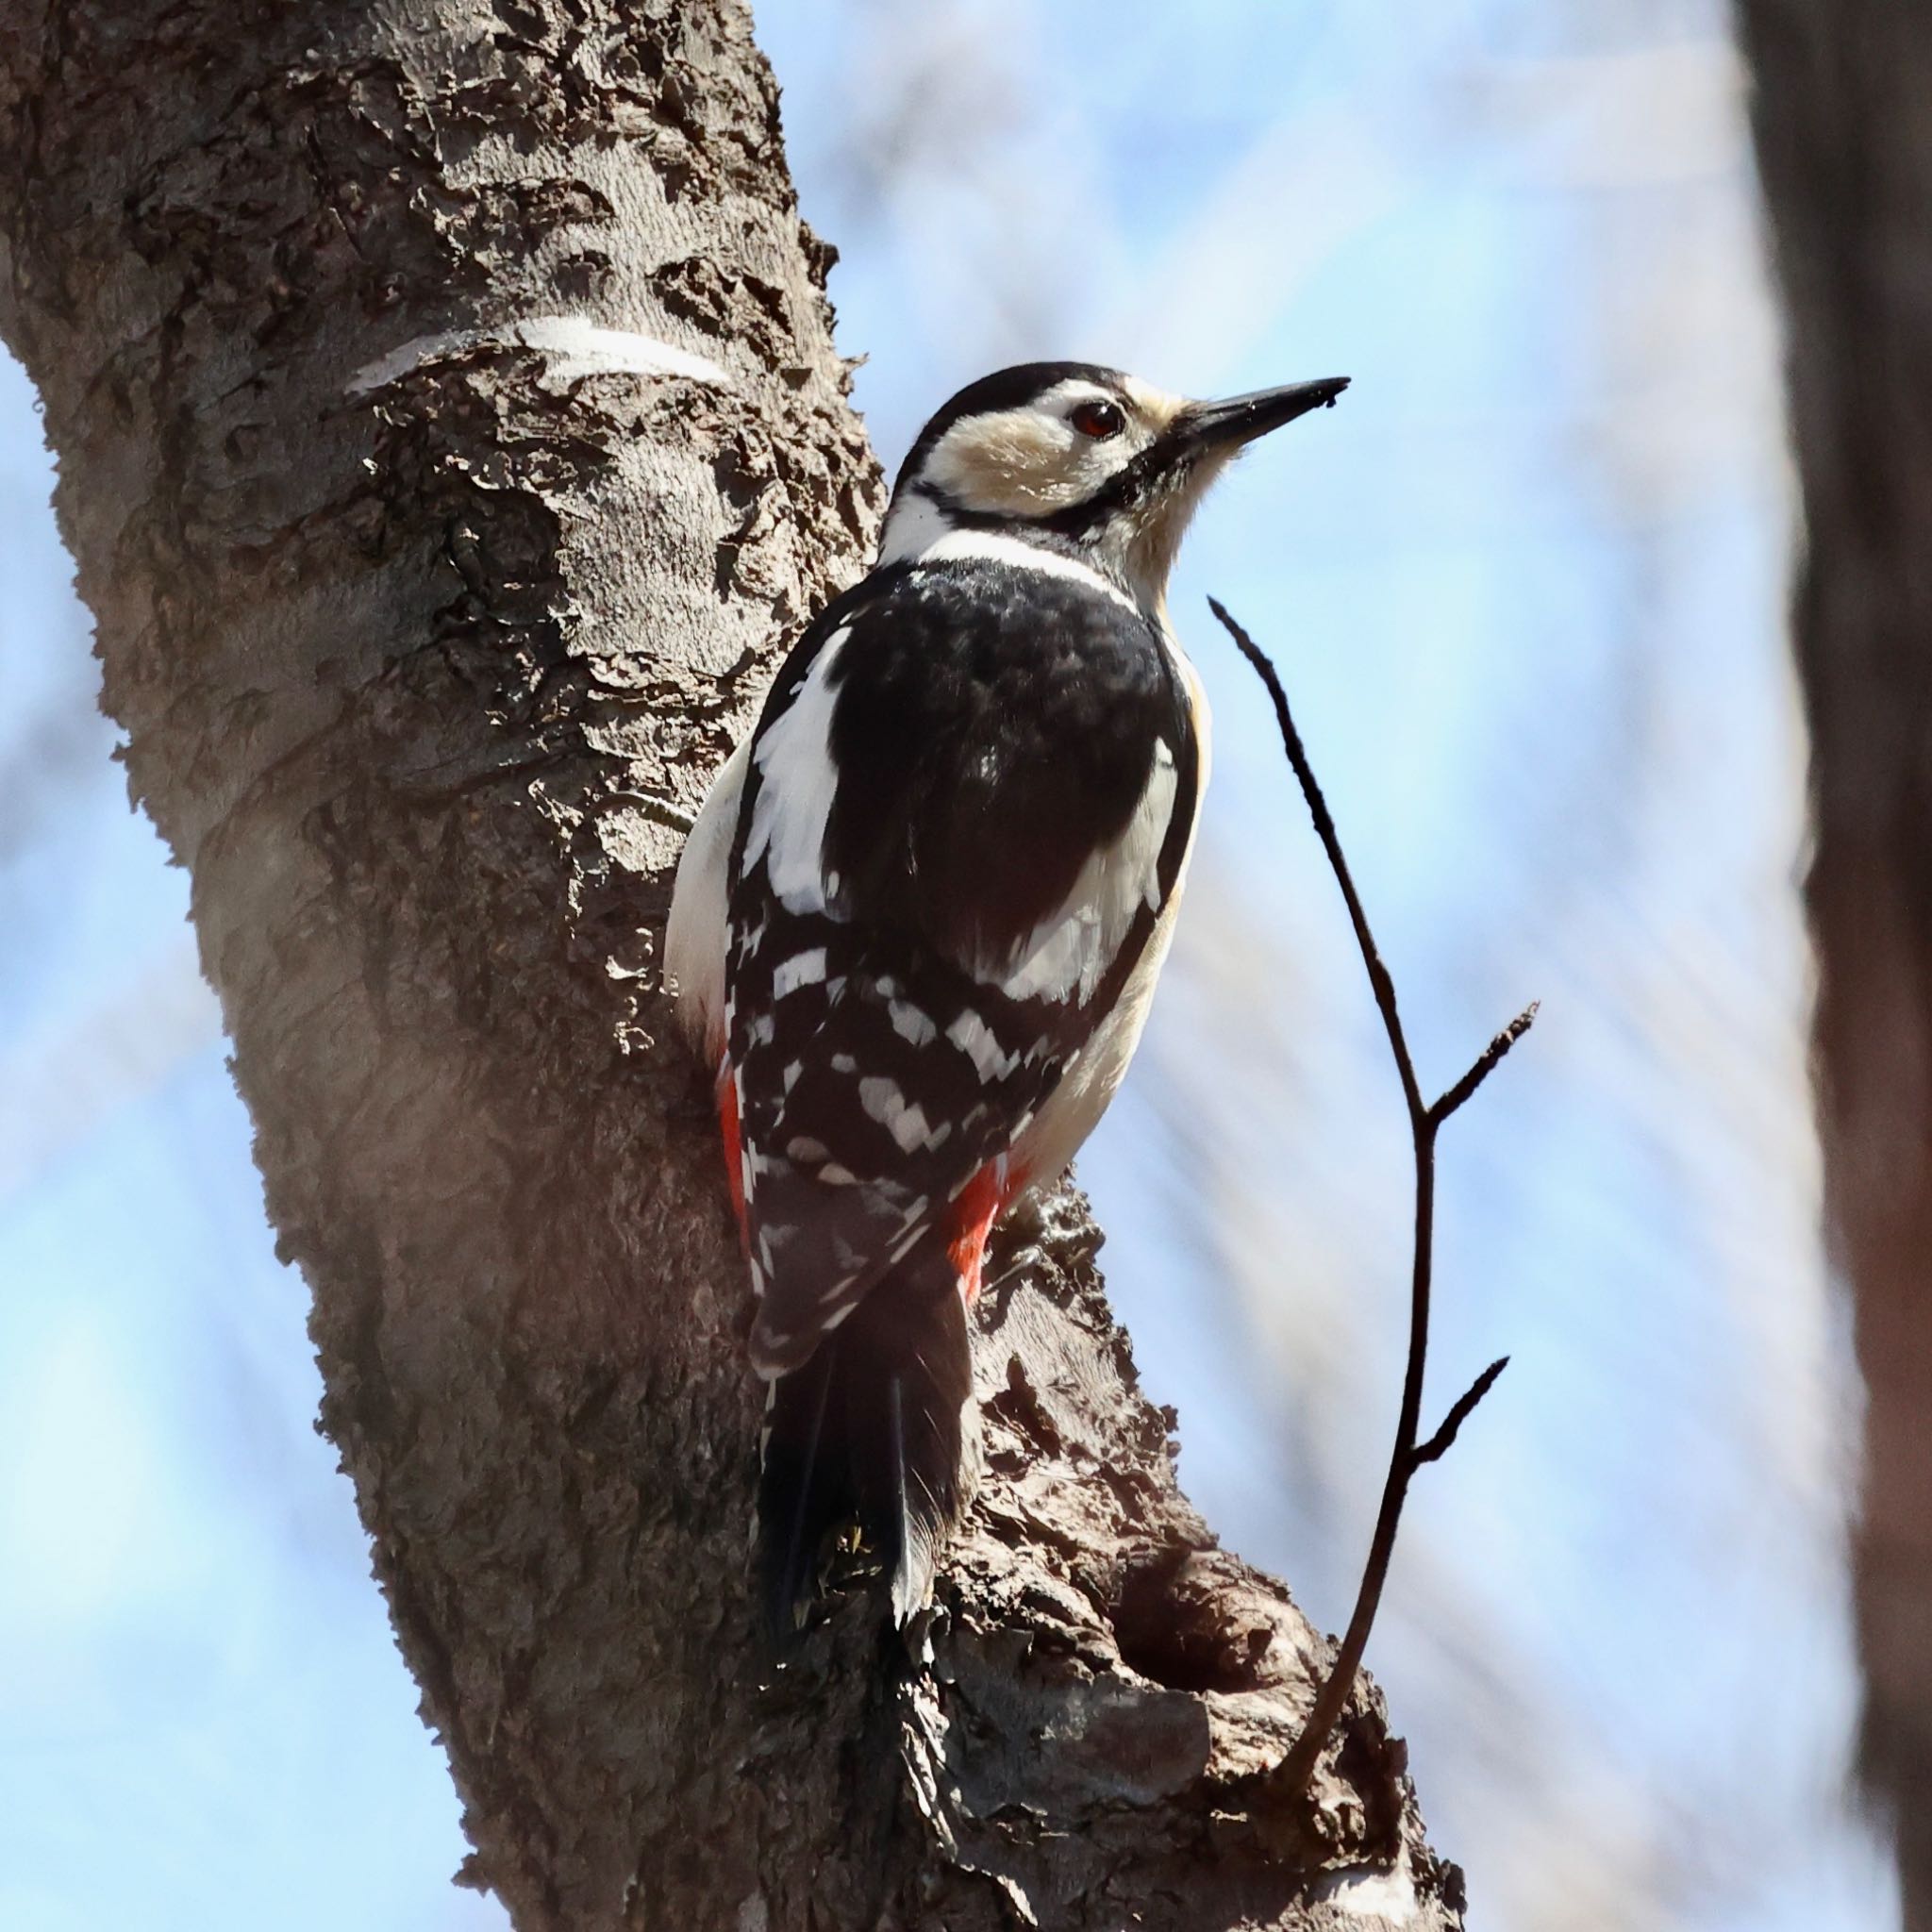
[[0, 2, 1462, 1924]]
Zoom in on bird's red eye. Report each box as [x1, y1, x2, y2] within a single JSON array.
[[1069, 398, 1125, 440]]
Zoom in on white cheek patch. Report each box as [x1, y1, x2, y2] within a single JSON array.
[[1002, 738, 1178, 1005], [921, 387, 1152, 520], [924, 412, 1076, 515], [741, 627, 850, 915]]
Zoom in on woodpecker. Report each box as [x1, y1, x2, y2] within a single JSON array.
[[666, 360, 1346, 1632]]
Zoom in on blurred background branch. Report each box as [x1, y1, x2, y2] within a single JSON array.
[[1736, 5, 1932, 1926]]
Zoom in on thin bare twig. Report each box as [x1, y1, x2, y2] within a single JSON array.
[[1411, 1355, 1510, 1468], [1431, 1003, 1539, 1125], [1207, 597, 1528, 1807]]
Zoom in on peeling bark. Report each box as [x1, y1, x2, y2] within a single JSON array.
[[0, 3, 1461, 1925], [1736, 7, 1932, 1925]]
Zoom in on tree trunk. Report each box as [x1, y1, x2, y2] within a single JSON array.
[[1735, 7, 1932, 1926], [0, 4, 1460, 1925]]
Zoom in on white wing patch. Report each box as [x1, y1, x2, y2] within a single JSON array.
[[1001, 738, 1179, 1004], [741, 626, 851, 915]]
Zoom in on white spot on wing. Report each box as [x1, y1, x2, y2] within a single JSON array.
[[742, 627, 851, 914], [771, 948, 828, 1000], [946, 1008, 1020, 1082], [888, 999, 937, 1046], [858, 1076, 941, 1155]]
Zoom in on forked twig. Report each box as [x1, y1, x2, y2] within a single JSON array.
[[1207, 597, 1532, 1806]]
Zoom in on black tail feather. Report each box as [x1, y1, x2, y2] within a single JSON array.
[[758, 1239, 975, 1639]]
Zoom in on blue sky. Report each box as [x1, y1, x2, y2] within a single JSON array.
[[0, 3, 1901, 1927]]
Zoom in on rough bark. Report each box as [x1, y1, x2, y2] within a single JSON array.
[[1735, 7, 1932, 1925], [0, 4, 1461, 1926]]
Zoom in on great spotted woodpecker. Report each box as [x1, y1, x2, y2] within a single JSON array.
[[666, 361, 1346, 1631]]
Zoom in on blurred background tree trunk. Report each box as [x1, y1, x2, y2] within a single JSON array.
[[1737, 6, 1932, 1924], [0, 2, 1457, 1926]]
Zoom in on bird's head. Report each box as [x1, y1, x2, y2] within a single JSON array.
[[878, 361, 1348, 612]]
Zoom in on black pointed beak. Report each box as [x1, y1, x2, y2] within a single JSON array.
[[1174, 376, 1350, 453]]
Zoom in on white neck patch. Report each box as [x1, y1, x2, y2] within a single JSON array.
[[877, 501, 1140, 616]]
